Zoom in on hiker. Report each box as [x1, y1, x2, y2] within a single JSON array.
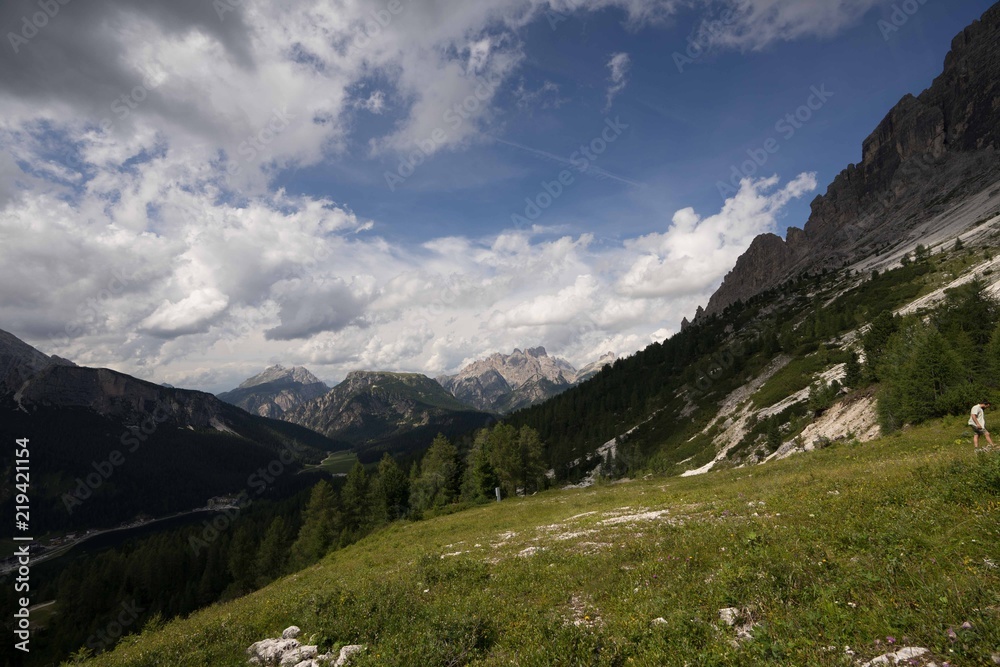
[[968, 401, 996, 452]]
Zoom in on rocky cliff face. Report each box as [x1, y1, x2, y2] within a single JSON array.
[[437, 347, 616, 414], [704, 4, 1000, 316], [218, 365, 329, 419], [574, 352, 618, 384], [285, 371, 489, 449], [16, 364, 229, 428]]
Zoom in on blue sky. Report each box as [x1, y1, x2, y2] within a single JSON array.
[[0, 0, 994, 392], [283, 1, 993, 245]]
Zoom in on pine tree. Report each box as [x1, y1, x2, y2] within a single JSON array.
[[487, 424, 520, 497], [516, 426, 547, 494], [371, 453, 409, 524], [289, 480, 339, 569], [227, 525, 257, 595], [844, 352, 863, 388], [863, 311, 899, 382], [461, 429, 499, 502], [410, 434, 459, 511], [340, 461, 370, 537], [255, 516, 292, 587]]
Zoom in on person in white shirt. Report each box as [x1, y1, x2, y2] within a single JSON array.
[[968, 401, 995, 452]]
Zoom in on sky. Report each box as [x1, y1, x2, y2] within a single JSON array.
[[0, 0, 994, 393]]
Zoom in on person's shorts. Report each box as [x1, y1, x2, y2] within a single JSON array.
[[972, 426, 986, 435]]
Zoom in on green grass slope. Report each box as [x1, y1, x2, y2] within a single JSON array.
[[86, 418, 999, 666]]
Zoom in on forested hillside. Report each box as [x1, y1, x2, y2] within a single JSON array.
[[509, 239, 1000, 481]]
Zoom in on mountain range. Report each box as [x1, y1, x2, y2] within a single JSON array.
[[437, 347, 617, 413], [0, 330, 348, 532], [215, 347, 616, 459], [283, 371, 493, 463]]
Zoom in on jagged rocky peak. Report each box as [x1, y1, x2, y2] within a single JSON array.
[[701, 3, 1000, 317], [238, 364, 322, 389], [219, 364, 329, 419]]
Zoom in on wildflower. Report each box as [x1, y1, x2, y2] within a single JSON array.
[[886, 636, 896, 644]]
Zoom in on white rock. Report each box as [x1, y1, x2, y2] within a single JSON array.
[[860, 646, 929, 666], [651, 617, 668, 626], [718, 608, 739, 626], [280, 645, 318, 666], [334, 645, 365, 667], [247, 638, 301, 665], [283, 626, 302, 640]]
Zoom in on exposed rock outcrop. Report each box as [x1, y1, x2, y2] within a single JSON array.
[[704, 3, 1000, 316], [246, 627, 364, 667], [574, 352, 618, 384]]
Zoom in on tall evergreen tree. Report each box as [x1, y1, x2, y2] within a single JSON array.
[[461, 429, 499, 502], [227, 525, 258, 595], [289, 480, 339, 569], [371, 453, 410, 524], [410, 434, 459, 511], [340, 461, 371, 537], [255, 516, 292, 587], [862, 311, 900, 382]]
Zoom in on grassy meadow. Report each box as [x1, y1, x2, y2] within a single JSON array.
[[79, 416, 1000, 666]]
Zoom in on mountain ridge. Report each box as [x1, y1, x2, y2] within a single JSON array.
[[284, 370, 492, 462], [703, 2, 1000, 317]]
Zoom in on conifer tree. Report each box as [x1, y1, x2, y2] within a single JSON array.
[[255, 516, 292, 587], [410, 434, 459, 511], [289, 480, 339, 569], [340, 461, 370, 537], [371, 453, 410, 524]]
